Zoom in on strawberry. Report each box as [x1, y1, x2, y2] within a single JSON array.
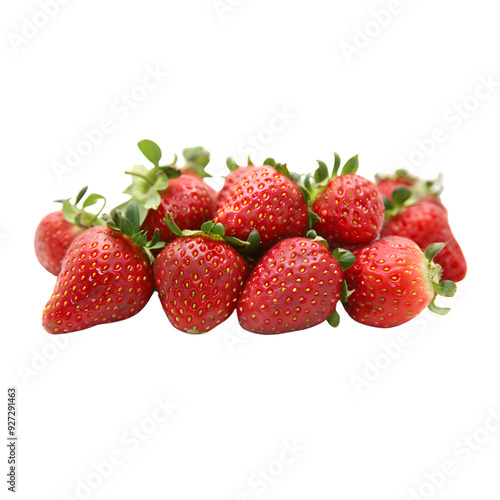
[[154, 216, 249, 334], [141, 174, 215, 243], [375, 169, 445, 208], [214, 159, 309, 253], [216, 157, 254, 205], [342, 236, 456, 328], [237, 235, 356, 334], [180, 146, 219, 209], [381, 198, 467, 282], [42, 203, 163, 334], [375, 177, 413, 201], [117, 140, 215, 244], [303, 153, 385, 248], [34, 187, 106, 276]]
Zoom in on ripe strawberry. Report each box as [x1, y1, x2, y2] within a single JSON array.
[[180, 146, 219, 209], [381, 200, 467, 282], [342, 236, 456, 328], [216, 157, 254, 205], [154, 217, 249, 334], [304, 154, 385, 248], [34, 187, 106, 276], [118, 140, 215, 244], [214, 160, 309, 253], [42, 204, 162, 334], [237, 236, 355, 334], [141, 174, 215, 243], [375, 177, 413, 201], [375, 169, 445, 208]]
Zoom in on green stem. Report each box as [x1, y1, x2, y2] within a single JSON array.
[[124, 170, 155, 186]]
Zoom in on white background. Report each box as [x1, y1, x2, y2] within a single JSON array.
[[1, 1, 500, 499]]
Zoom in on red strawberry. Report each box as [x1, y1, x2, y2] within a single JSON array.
[[118, 140, 215, 244], [375, 169, 445, 208], [154, 217, 249, 334], [183, 171, 218, 210], [216, 157, 254, 205], [35, 211, 84, 276], [180, 146, 219, 209], [305, 154, 385, 248], [381, 200, 466, 282], [214, 161, 309, 253], [376, 178, 413, 201], [342, 236, 456, 328], [141, 174, 215, 242], [42, 204, 162, 334], [34, 187, 106, 276], [237, 236, 355, 334]]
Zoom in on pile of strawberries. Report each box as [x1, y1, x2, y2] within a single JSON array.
[[35, 140, 466, 335]]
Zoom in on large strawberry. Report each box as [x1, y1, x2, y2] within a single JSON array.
[[117, 140, 215, 244], [214, 159, 309, 253], [237, 235, 356, 334], [154, 216, 249, 334], [381, 196, 467, 282], [342, 236, 456, 328], [304, 153, 385, 248], [34, 187, 106, 276], [42, 203, 163, 334]]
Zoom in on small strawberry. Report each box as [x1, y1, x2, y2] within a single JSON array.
[[381, 195, 467, 282], [180, 146, 219, 209], [141, 174, 215, 243], [237, 235, 356, 334], [42, 203, 163, 334], [216, 157, 255, 205], [214, 159, 309, 253], [342, 236, 456, 328], [375, 171, 413, 201], [34, 187, 106, 276], [375, 169, 445, 208], [117, 140, 215, 244], [154, 216, 249, 334], [303, 153, 385, 248]]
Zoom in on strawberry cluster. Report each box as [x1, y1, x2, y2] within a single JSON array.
[[35, 141, 466, 335]]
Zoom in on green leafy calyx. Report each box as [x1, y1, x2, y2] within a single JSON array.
[[58, 186, 107, 228], [424, 242, 457, 315], [118, 140, 183, 224], [379, 170, 445, 221], [164, 213, 256, 252], [181, 146, 211, 178], [106, 202, 165, 262], [300, 153, 359, 203]]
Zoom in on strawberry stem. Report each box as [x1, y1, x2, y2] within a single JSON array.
[[124, 170, 155, 186]]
